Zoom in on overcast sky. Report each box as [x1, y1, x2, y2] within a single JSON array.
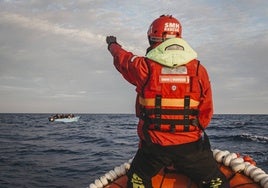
[[0, 0, 267, 114]]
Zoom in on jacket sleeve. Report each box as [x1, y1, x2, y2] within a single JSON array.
[[108, 43, 149, 90], [197, 64, 214, 129]]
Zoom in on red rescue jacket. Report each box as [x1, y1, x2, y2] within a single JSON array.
[[109, 39, 213, 146]]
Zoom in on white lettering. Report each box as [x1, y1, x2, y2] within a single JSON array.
[[159, 75, 189, 83], [164, 22, 180, 32]]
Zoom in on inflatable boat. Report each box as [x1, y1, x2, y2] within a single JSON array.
[[89, 149, 268, 188], [48, 114, 80, 122], [53, 116, 80, 123]]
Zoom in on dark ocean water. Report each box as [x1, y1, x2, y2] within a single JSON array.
[[0, 114, 267, 188]]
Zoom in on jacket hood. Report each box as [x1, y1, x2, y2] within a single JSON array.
[[146, 38, 197, 67]]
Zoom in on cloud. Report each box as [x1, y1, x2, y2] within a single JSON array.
[[0, 12, 105, 46], [0, 0, 267, 113]]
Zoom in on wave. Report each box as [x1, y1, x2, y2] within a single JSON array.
[[1, 113, 267, 188], [210, 133, 268, 144], [235, 133, 268, 143], [43, 148, 80, 154]]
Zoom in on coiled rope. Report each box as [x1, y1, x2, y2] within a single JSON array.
[[89, 149, 268, 188]]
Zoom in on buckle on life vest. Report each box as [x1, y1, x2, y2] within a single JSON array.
[[184, 124, 190, 132], [170, 124, 176, 133]]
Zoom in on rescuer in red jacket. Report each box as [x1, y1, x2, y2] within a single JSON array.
[[106, 15, 229, 188]]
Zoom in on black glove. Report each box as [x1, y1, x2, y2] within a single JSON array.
[[106, 36, 117, 49], [106, 36, 117, 44]]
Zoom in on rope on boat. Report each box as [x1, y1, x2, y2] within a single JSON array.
[[213, 149, 268, 188], [89, 149, 268, 188], [89, 159, 132, 188]]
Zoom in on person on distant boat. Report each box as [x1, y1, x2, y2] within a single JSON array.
[[106, 15, 229, 188], [67, 114, 74, 118]]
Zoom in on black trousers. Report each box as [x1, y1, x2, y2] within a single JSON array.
[[127, 138, 229, 188]]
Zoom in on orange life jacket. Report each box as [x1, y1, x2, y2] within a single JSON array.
[[137, 59, 203, 145]]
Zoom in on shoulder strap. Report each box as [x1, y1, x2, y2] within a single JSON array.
[[142, 58, 152, 96], [196, 60, 200, 76]]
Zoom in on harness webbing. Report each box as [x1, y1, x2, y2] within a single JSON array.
[[144, 109, 199, 116], [149, 119, 198, 127], [141, 94, 199, 133], [184, 96, 190, 131], [154, 95, 162, 130]]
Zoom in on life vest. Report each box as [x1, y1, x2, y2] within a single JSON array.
[[137, 58, 203, 143]]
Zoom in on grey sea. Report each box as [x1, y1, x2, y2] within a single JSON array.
[[0, 114, 267, 188]]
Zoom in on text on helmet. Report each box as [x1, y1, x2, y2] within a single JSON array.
[[164, 22, 180, 32]]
